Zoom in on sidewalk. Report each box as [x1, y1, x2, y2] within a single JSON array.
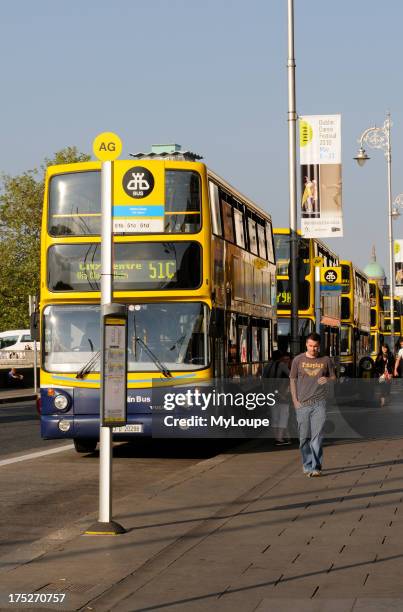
[[0, 387, 36, 403], [2, 436, 403, 611]]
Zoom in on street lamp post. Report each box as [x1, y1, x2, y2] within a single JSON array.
[[354, 113, 396, 347], [287, 0, 299, 357]]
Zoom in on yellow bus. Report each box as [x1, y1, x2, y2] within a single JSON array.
[[382, 295, 401, 353], [340, 261, 371, 377], [39, 145, 277, 451], [274, 228, 340, 357], [369, 280, 385, 359]]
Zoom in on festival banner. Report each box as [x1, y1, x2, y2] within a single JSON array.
[[395, 239, 403, 296], [299, 114, 343, 238]]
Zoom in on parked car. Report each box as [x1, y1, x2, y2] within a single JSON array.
[[0, 330, 39, 351]]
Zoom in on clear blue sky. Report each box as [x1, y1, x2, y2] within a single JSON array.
[[1, 0, 403, 275]]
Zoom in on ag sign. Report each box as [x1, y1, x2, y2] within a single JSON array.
[[320, 266, 341, 296]]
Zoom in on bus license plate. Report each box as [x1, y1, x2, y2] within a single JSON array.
[[112, 424, 143, 433]]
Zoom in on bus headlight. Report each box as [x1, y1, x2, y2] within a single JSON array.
[[58, 419, 71, 432], [360, 357, 373, 372], [54, 394, 70, 411]]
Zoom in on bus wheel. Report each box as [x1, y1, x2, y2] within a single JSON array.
[[73, 438, 97, 453]]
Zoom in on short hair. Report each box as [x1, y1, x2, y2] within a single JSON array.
[[272, 350, 283, 361], [306, 332, 321, 343]]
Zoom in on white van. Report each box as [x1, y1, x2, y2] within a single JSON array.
[[0, 330, 38, 351]]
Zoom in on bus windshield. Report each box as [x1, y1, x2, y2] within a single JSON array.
[[48, 169, 201, 236], [341, 264, 350, 294], [128, 303, 209, 371], [43, 303, 209, 373], [274, 234, 309, 276]]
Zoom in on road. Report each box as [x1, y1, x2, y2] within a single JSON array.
[[0, 400, 230, 563]]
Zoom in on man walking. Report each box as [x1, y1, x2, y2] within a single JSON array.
[[290, 333, 336, 477]]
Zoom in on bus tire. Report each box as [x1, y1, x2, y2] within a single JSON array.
[[73, 438, 97, 453]]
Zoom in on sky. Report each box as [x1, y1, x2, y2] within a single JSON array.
[[1, 0, 403, 276]]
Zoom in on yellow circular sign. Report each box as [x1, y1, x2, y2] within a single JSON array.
[[92, 132, 122, 161], [395, 241, 401, 255]]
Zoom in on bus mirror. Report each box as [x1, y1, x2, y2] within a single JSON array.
[[209, 310, 218, 338], [30, 311, 40, 341], [209, 308, 224, 338], [209, 322, 218, 338]]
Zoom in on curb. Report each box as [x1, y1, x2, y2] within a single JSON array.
[[0, 391, 37, 404]]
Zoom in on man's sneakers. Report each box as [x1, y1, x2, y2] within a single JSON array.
[[303, 468, 321, 477], [275, 439, 292, 446]]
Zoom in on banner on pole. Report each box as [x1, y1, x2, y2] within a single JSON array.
[[299, 115, 343, 238], [395, 239, 403, 296]]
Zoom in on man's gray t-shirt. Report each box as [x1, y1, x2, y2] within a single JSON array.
[[290, 354, 335, 405]]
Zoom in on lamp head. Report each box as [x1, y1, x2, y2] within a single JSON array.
[[354, 147, 370, 167]]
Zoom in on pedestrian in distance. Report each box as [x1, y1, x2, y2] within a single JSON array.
[[375, 343, 395, 407], [7, 367, 24, 387], [290, 333, 336, 477], [263, 350, 290, 446], [393, 337, 403, 378]]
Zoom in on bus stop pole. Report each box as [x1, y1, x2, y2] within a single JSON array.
[[99, 160, 113, 525], [86, 160, 125, 535], [29, 295, 38, 394], [315, 266, 321, 334]]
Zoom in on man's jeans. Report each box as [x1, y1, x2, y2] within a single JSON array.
[[295, 400, 326, 472]]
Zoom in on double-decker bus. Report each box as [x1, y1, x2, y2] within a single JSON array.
[[369, 280, 385, 359], [339, 261, 371, 377], [39, 146, 277, 451], [274, 229, 340, 357], [382, 295, 401, 353]]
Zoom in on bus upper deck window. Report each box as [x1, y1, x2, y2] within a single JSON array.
[[48, 171, 101, 236], [164, 170, 201, 233], [208, 181, 222, 236], [233, 208, 245, 248], [257, 224, 267, 259], [248, 219, 258, 255], [265, 222, 275, 263], [221, 200, 234, 243]]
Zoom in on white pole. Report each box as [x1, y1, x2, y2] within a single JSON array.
[[29, 295, 38, 394], [99, 160, 113, 524], [33, 340, 38, 394], [315, 266, 321, 334], [386, 117, 395, 348]]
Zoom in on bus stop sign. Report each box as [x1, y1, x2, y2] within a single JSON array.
[[320, 266, 341, 296]]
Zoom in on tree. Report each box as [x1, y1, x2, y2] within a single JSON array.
[[0, 147, 91, 331]]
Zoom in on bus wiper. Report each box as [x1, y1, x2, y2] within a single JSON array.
[[135, 337, 172, 378], [76, 351, 100, 379], [169, 334, 186, 351]]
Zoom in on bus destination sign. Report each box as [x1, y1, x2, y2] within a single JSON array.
[[75, 260, 177, 284]]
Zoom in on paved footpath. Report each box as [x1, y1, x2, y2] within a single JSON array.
[[2, 436, 403, 611]]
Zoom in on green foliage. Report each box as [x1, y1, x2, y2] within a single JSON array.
[[0, 147, 91, 331]]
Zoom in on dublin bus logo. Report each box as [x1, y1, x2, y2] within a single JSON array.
[[123, 166, 155, 199]]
